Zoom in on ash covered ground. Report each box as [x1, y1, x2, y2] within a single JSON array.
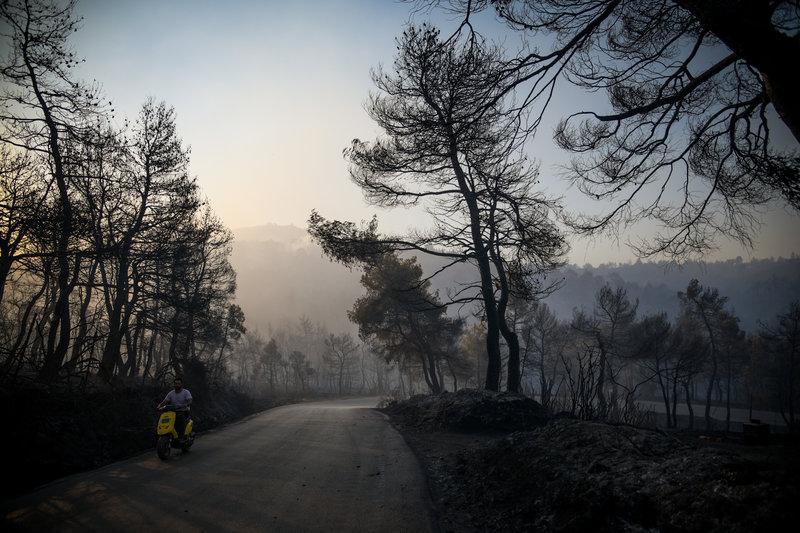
[[381, 390, 800, 533]]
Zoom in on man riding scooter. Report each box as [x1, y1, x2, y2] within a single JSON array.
[[158, 377, 193, 443]]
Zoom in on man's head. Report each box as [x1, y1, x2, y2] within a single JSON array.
[[173, 378, 183, 392]]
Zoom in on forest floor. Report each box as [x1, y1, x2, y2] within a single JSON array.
[[381, 390, 800, 533]]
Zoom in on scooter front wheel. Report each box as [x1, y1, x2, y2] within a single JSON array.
[[157, 435, 171, 460]]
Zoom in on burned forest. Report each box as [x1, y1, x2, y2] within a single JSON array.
[[2, 1, 799, 531]]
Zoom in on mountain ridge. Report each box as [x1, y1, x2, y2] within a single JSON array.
[[230, 224, 800, 335]]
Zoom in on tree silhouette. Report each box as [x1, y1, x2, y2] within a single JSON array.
[[323, 333, 358, 395], [349, 253, 463, 394], [630, 312, 677, 426], [760, 300, 800, 430], [416, 0, 800, 259], [310, 25, 566, 391], [519, 301, 569, 409], [679, 278, 728, 430], [717, 310, 746, 432], [0, 147, 45, 304], [94, 99, 193, 379], [0, 0, 108, 382], [570, 284, 638, 419]]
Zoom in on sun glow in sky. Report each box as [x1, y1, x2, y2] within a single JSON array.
[[70, 0, 798, 266]]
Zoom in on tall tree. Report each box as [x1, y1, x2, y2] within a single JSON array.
[[1, 0, 107, 382], [323, 333, 359, 395], [260, 338, 283, 390], [631, 312, 677, 427], [571, 284, 637, 419], [520, 302, 568, 409], [309, 25, 566, 391], [349, 253, 463, 394], [717, 310, 746, 432], [760, 300, 800, 430], [416, 0, 800, 259], [743, 334, 771, 422], [288, 350, 313, 391], [213, 303, 246, 380], [679, 278, 728, 430], [595, 284, 638, 412], [671, 313, 709, 429], [94, 99, 193, 380]]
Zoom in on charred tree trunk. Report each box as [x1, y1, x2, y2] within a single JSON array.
[[450, 150, 502, 391]]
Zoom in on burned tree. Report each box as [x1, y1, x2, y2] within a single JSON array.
[[570, 284, 638, 419], [309, 25, 566, 391], [93, 99, 194, 380], [760, 300, 800, 431], [679, 279, 728, 430], [0, 0, 107, 382], [323, 333, 359, 395], [519, 301, 569, 409], [416, 0, 800, 259]]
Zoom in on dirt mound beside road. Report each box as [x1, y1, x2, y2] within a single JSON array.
[[382, 390, 800, 533], [381, 389, 550, 432]]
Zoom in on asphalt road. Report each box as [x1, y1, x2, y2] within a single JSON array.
[[1, 397, 435, 532]]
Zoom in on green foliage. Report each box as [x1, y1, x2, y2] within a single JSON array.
[[307, 211, 388, 269], [349, 253, 464, 393]]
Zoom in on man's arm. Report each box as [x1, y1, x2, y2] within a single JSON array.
[[157, 392, 171, 410]]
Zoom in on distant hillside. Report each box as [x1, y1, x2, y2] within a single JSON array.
[[231, 224, 361, 334], [546, 257, 800, 333], [231, 224, 800, 335], [234, 223, 311, 248]]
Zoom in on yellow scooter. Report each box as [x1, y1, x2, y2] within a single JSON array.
[[156, 404, 195, 460]]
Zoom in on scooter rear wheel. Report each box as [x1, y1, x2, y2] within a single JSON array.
[[157, 435, 171, 460], [181, 433, 195, 453]]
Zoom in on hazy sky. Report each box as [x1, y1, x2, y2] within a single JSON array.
[[70, 0, 799, 266]]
